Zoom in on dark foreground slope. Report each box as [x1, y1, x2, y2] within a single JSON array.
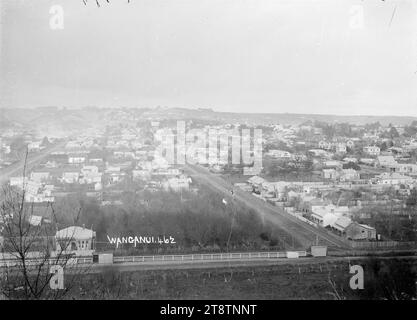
[[68, 257, 417, 300]]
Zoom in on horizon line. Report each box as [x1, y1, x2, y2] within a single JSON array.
[[1, 105, 417, 119]]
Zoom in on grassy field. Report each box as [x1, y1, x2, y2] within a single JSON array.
[[68, 257, 417, 300]]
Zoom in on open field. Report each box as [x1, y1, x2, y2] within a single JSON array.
[[66, 256, 417, 299]]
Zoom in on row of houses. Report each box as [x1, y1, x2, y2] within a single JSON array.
[[310, 204, 376, 240], [240, 175, 378, 241]]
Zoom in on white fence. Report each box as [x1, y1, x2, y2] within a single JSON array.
[[0, 256, 93, 268], [113, 251, 307, 264], [1, 251, 307, 268], [349, 241, 417, 249]]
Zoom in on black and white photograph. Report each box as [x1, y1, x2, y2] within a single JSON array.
[[0, 0, 417, 304]]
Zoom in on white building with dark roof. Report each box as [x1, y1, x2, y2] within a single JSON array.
[[55, 226, 96, 256]]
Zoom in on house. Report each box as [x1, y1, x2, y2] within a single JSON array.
[[25, 193, 55, 203], [343, 157, 358, 164], [266, 150, 292, 159], [105, 165, 121, 174], [113, 151, 135, 159], [380, 150, 394, 157], [234, 182, 253, 193], [152, 155, 170, 169], [62, 171, 80, 183], [79, 165, 102, 184], [65, 141, 83, 149], [10, 176, 28, 187], [393, 163, 417, 174], [335, 143, 347, 153], [9, 177, 54, 203], [345, 223, 377, 240], [55, 226, 96, 256], [311, 205, 350, 227], [363, 146, 380, 156], [346, 140, 355, 148], [377, 155, 397, 168], [318, 140, 332, 150], [81, 165, 99, 175], [30, 171, 50, 183], [163, 176, 191, 192], [323, 160, 343, 169], [28, 141, 43, 152], [308, 149, 331, 158], [45, 161, 58, 168], [261, 182, 278, 198], [152, 168, 181, 176], [377, 172, 414, 185], [132, 169, 151, 180], [89, 158, 103, 164], [247, 176, 267, 193], [323, 168, 338, 180], [28, 215, 43, 226], [68, 156, 86, 164], [10, 178, 41, 195], [310, 246, 327, 257], [332, 216, 352, 234], [109, 173, 124, 184], [310, 206, 339, 227], [299, 196, 330, 213], [340, 169, 360, 181]]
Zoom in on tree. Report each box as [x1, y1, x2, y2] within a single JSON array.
[[403, 125, 417, 137], [264, 161, 280, 178], [388, 127, 399, 139], [343, 162, 360, 170], [0, 154, 87, 300]]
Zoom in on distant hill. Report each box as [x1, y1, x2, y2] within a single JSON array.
[[1, 107, 416, 128], [139, 108, 417, 126], [0, 107, 105, 134]]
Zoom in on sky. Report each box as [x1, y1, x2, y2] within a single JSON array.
[[0, 0, 416, 116]]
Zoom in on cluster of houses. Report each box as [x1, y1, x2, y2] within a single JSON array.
[[309, 205, 376, 240], [234, 175, 378, 241], [2, 111, 417, 245], [222, 122, 417, 242], [6, 124, 195, 206]]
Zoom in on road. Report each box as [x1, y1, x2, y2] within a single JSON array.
[[184, 164, 350, 250], [0, 140, 67, 184]]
